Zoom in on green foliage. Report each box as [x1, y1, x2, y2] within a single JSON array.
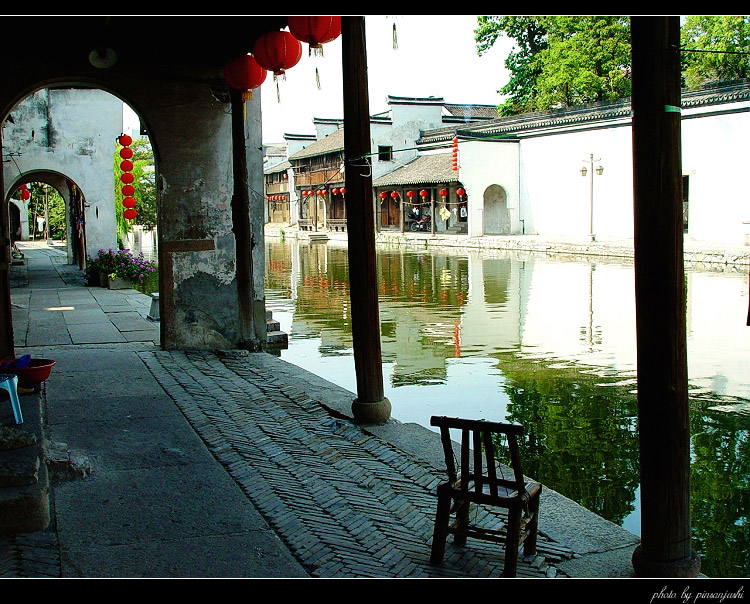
[[26, 182, 66, 240], [681, 16, 750, 88], [114, 137, 157, 244]]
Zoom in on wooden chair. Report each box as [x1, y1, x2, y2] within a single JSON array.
[[429, 416, 541, 577]]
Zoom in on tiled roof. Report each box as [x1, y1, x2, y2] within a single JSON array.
[[288, 127, 344, 160], [373, 154, 458, 187], [265, 160, 290, 175], [444, 103, 498, 120]]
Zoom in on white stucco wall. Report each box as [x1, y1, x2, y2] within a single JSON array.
[[3, 88, 122, 257], [518, 122, 635, 240], [681, 105, 750, 245]]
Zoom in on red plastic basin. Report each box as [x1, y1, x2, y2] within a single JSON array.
[[0, 358, 56, 386]]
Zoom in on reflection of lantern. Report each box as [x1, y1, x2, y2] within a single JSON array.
[[122, 184, 135, 197], [120, 173, 134, 184], [288, 16, 342, 54], [223, 54, 267, 100], [119, 147, 133, 159], [118, 134, 133, 147], [456, 187, 466, 197], [253, 31, 302, 77], [122, 197, 137, 209], [123, 208, 137, 220]]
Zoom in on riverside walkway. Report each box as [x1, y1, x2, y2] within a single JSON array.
[[1, 241, 640, 578]]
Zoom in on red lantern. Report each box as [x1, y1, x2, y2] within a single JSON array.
[[456, 188, 466, 197], [390, 191, 399, 199], [439, 189, 448, 198], [340, 188, 346, 195], [419, 189, 429, 198], [21, 189, 30, 201], [120, 147, 133, 160], [253, 31, 302, 77], [406, 190, 415, 198], [123, 208, 137, 220], [18, 184, 26, 190], [122, 197, 137, 208], [332, 188, 339, 195], [120, 159, 134, 172], [379, 192, 387, 199], [288, 16, 342, 55], [122, 184, 135, 197], [120, 173, 134, 184], [223, 54, 267, 100], [118, 134, 133, 147]]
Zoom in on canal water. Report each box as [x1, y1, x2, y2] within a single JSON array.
[[264, 237, 750, 578]]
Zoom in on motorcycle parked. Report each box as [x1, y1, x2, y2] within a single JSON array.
[[408, 212, 431, 232]]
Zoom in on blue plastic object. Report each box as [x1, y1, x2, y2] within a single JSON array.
[[0, 373, 22, 424]]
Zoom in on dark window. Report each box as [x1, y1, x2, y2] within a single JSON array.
[[378, 146, 393, 162]]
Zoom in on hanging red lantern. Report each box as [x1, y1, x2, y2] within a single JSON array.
[[379, 191, 387, 199], [253, 30, 302, 77], [340, 188, 346, 196], [439, 188, 448, 198], [390, 191, 399, 199], [406, 190, 415, 198], [122, 197, 137, 209], [21, 189, 30, 201], [288, 16, 342, 55], [223, 54, 268, 100], [332, 188, 339, 195], [122, 184, 135, 197], [120, 147, 133, 160], [118, 134, 133, 147], [123, 208, 137, 220], [419, 189, 429, 198], [456, 188, 466, 197], [120, 173, 134, 184], [120, 159, 134, 172], [18, 184, 26, 190]]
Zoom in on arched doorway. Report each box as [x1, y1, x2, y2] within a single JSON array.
[[483, 184, 510, 235]]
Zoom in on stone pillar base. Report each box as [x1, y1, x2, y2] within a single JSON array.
[[632, 544, 701, 578], [352, 397, 391, 425]]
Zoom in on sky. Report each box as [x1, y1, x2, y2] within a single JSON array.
[[259, 15, 512, 143], [123, 16, 513, 143]]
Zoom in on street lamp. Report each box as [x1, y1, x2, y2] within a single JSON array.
[[581, 153, 604, 241]]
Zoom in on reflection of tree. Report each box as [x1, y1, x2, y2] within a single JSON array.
[[500, 358, 640, 526], [689, 396, 750, 578]]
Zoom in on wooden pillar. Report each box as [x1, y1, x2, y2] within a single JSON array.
[[0, 134, 14, 360], [630, 16, 700, 578], [341, 16, 390, 424], [230, 90, 259, 350]]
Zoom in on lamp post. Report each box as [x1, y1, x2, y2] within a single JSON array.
[[581, 154, 604, 241]]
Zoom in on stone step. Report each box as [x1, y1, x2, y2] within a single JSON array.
[[266, 330, 288, 347], [0, 462, 50, 535], [266, 319, 280, 332]]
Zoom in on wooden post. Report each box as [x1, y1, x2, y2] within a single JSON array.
[[230, 89, 259, 350], [630, 16, 700, 578], [0, 129, 14, 359], [341, 16, 390, 424]]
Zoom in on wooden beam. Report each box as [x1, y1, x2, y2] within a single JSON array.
[[341, 16, 390, 424], [630, 16, 700, 578]]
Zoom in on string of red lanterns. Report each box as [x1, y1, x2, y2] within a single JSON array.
[[452, 137, 459, 172], [118, 134, 137, 220]]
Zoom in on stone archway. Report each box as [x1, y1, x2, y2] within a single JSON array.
[[483, 184, 510, 235]]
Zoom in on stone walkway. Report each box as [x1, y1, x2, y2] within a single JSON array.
[[2, 242, 640, 578]]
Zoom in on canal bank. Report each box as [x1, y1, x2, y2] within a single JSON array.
[[265, 224, 750, 267], [0, 242, 647, 579]]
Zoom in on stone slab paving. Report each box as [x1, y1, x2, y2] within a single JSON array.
[[138, 348, 574, 578]]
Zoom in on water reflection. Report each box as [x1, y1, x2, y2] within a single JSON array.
[[265, 238, 750, 577]]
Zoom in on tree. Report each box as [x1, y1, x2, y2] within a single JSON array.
[[475, 16, 548, 115], [681, 16, 750, 88], [476, 16, 631, 115]]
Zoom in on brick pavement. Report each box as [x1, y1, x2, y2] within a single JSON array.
[[139, 348, 573, 578]]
